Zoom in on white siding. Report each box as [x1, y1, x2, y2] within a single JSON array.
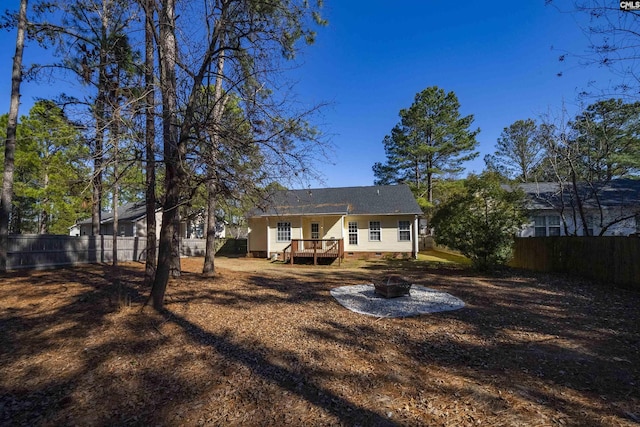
[[521, 209, 639, 237], [342, 215, 415, 253]]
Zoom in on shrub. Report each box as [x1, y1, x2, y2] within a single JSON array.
[[431, 173, 526, 270]]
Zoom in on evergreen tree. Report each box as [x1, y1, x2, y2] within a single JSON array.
[[431, 173, 526, 271], [0, 101, 90, 234], [484, 118, 545, 182], [570, 99, 640, 181], [372, 86, 479, 209], [1, 0, 27, 271]]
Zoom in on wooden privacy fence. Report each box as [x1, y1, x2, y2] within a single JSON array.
[[5, 235, 216, 271], [510, 237, 640, 291]]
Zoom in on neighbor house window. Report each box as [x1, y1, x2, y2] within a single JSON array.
[[534, 215, 561, 237], [348, 221, 358, 245], [398, 220, 411, 241], [277, 222, 291, 242], [369, 221, 381, 241]]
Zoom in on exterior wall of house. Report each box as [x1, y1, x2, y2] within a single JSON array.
[[343, 215, 415, 254], [248, 217, 268, 256], [79, 224, 91, 236], [248, 214, 417, 258], [267, 216, 302, 254], [300, 216, 343, 240], [520, 209, 639, 237], [77, 211, 196, 238], [69, 225, 80, 236], [135, 211, 163, 238]]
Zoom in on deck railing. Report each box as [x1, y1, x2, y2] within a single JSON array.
[[283, 238, 344, 265]]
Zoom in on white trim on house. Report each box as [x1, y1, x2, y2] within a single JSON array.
[[247, 185, 423, 259]]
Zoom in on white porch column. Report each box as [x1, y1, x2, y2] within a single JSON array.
[[341, 215, 345, 239], [413, 215, 419, 259], [266, 218, 270, 259]]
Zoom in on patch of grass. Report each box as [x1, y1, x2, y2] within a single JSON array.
[[418, 248, 471, 265]]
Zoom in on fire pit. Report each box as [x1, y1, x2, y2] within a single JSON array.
[[374, 275, 412, 298]]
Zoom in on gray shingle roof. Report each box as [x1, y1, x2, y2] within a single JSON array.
[[515, 179, 640, 210], [78, 202, 149, 225], [251, 184, 422, 217]]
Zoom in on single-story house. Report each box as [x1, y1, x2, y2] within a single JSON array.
[[517, 179, 640, 237], [70, 202, 224, 238], [71, 202, 163, 237], [247, 184, 423, 262]]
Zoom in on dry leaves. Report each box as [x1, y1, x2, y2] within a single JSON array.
[[0, 257, 638, 426]]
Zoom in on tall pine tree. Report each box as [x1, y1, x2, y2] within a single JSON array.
[[372, 86, 479, 210]]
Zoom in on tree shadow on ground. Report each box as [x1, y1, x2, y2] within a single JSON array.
[[163, 309, 397, 426], [299, 264, 640, 425], [1, 258, 639, 425]]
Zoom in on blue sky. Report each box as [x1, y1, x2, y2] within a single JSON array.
[[0, 1, 621, 189]]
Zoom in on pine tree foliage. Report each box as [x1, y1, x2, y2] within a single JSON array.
[[569, 99, 640, 181], [0, 101, 90, 234], [372, 86, 479, 209], [484, 119, 545, 182]]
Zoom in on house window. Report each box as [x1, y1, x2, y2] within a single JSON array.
[[534, 215, 561, 237], [369, 221, 381, 241], [277, 222, 291, 242], [398, 220, 411, 241], [348, 221, 358, 245]]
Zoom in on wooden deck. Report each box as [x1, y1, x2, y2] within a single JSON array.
[[282, 239, 344, 265]]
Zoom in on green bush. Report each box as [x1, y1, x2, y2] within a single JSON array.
[[431, 173, 526, 271]]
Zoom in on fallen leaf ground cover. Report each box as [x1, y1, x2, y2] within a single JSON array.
[[0, 256, 638, 426]]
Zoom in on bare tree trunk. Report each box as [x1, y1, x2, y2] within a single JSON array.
[[39, 171, 49, 234], [150, 0, 179, 310], [569, 168, 591, 236], [0, 0, 27, 272], [202, 180, 217, 275], [170, 213, 180, 277], [112, 138, 119, 266], [202, 30, 226, 275], [113, 183, 119, 264], [143, 0, 156, 285], [91, 124, 103, 236], [92, 3, 110, 236]]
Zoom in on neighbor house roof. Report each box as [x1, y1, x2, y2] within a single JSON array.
[[78, 202, 153, 225], [515, 179, 640, 210], [250, 184, 423, 217]]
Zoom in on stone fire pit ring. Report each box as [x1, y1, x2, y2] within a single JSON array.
[[330, 284, 465, 318]]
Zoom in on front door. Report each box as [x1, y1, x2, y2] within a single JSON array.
[[310, 222, 320, 249]]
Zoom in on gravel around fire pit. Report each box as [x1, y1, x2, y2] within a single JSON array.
[[330, 284, 465, 318]]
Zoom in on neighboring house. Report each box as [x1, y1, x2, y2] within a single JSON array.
[[72, 202, 163, 237], [247, 184, 423, 262], [517, 179, 640, 237], [69, 223, 81, 237], [70, 203, 223, 239]]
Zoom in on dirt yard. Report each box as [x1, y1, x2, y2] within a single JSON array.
[[1, 256, 639, 426]]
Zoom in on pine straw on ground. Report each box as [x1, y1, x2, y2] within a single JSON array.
[[1, 257, 639, 426]]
